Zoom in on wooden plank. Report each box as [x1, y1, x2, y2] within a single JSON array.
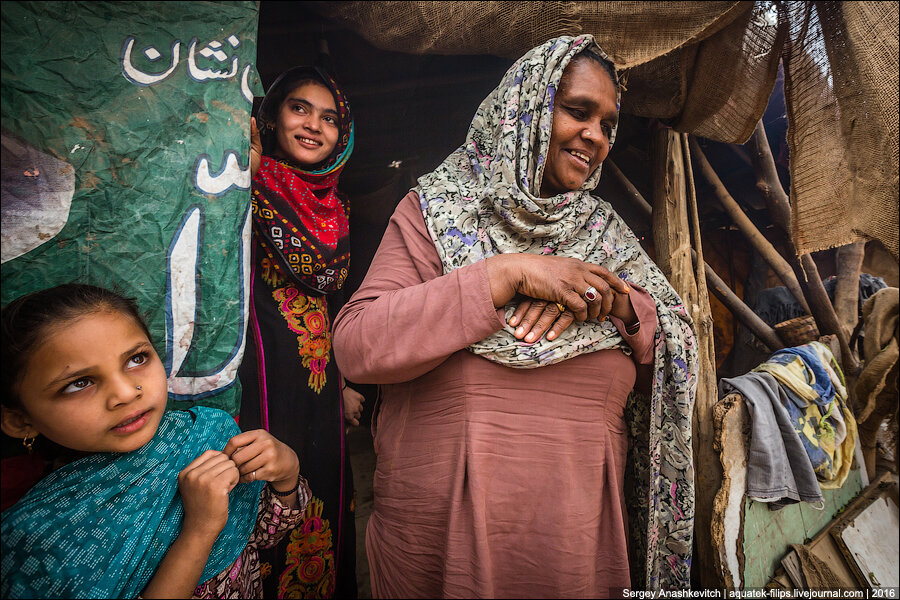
[[712, 393, 749, 589], [652, 130, 721, 588], [831, 480, 900, 588], [651, 129, 693, 293], [740, 467, 864, 588], [805, 534, 860, 589], [682, 133, 722, 591]]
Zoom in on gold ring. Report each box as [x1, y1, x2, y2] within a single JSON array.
[[555, 302, 566, 313]]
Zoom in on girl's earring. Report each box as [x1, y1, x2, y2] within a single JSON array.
[[22, 434, 36, 454]]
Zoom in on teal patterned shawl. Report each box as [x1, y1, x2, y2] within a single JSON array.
[[416, 35, 698, 589], [1, 407, 265, 599]]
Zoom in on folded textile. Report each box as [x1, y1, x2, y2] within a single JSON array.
[[719, 371, 824, 509], [754, 341, 857, 488]]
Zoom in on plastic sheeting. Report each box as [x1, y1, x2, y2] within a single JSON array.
[[1, 1, 263, 414]]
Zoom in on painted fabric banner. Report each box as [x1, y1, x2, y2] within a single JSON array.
[[1, 1, 262, 414]]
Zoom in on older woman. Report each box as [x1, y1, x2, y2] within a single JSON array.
[[333, 35, 697, 597]]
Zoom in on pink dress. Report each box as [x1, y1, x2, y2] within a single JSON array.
[[333, 192, 657, 598]]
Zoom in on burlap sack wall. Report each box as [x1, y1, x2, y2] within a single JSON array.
[[783, 2, 898, 259], [310, 0, 898, 259]]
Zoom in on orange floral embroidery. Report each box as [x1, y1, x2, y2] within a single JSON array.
[[260, 255, 287, 288], [278, 497, 335, 598], [267, 272, 332, 393]]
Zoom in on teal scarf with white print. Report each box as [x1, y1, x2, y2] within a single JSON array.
[[1, 407, 264, 599]]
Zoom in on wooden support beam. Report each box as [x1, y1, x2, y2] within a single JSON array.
[[689, 137, 811, 316], [699, 255, 785, 352], [606, 159, 785, 351], [834, 242, 866, 341], [746, 121, 859, 377], [651, 130, 695, 294], [680, 132, 720, 591], [747, 120, 792, 235], [605, 160, 653, 219]]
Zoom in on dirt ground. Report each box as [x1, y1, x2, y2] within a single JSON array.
[[348, 424, 375, 598]]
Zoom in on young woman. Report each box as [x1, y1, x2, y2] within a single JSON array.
[[241, 65, 359, 598], [0, 283, 309, 599], [333, 35, 698, 596]]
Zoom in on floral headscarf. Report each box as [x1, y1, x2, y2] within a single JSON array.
[[257, 66, 354, 176], [416, 35, 698, 589]]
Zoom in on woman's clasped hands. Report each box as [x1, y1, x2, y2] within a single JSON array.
[[486, 253, 635, 343]]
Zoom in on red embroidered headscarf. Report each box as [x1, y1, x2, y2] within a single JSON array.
[[251, 66, 354, 295]]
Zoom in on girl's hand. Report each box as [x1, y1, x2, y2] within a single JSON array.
[[223, 429, 299, 492], [342, 385, 365, 427], [178, 450, 240, 539], [250, 117, 262, 178]]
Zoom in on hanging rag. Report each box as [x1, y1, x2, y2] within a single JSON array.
[[719, 371, 824, 510], [854, 287, 899, 477]]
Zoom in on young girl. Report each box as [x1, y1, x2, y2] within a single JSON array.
[[241, 65, 361, 597], [0, 283, 310, 599]]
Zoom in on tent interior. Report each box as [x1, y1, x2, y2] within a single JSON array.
[[256, 2, 897, 377], [255, 2, 899, 595]]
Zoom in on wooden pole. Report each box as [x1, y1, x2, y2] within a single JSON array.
[[747, 121, 792, 237], [700, 256, 785, 351], [680, 133, 720, 591], [689, 137, 811, 315], [832, 241, 864, 420], [651, 130, 695, 295], [605, 160, 653, 219], [834, 242, 866, 344], [651, 129, 710, 585], [606, 159, 785, 351], [745, 121, 859, 376]]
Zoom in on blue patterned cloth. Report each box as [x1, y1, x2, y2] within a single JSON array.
[[762, 344, 839, 406], [1, 407, 264, 599], [754, 342, 857, 488]]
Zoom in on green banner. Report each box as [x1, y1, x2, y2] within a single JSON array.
[[1, 1, 263, 415]]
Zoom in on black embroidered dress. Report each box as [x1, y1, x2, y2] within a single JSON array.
[[238, 66, 357, 599]]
